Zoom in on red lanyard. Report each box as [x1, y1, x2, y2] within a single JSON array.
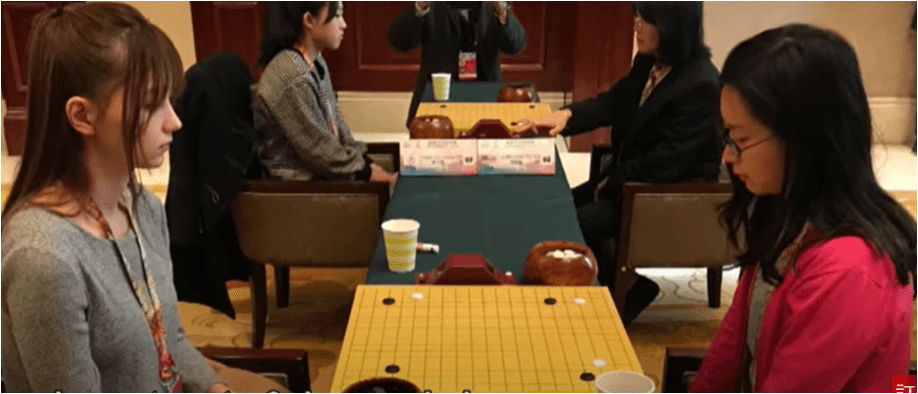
[[88, 197, 178, 389]]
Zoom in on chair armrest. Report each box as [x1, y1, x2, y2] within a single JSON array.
[[241, 180, 390, 224], [367, 142, 400, 173], [197, 346, 310, 393], [589, 145, 616, 181], [662, 346, 708, 393], [622, 181, 733, 196]]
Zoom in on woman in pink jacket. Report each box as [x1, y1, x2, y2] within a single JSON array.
[[690, 24, 915, 392]]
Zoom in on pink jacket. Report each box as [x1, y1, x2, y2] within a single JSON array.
[[691, 237, 913, 392]]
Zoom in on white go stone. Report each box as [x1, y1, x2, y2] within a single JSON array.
[[411, 293, 424, 300], [592, 359, 607, 367], [573, 298, 586, 305]]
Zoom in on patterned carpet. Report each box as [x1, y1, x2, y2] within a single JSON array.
[[178, 267, 742, 392]]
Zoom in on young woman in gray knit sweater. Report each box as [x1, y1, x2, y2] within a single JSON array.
[[254, 2, 397, 185], [0, 3, 284, 392]]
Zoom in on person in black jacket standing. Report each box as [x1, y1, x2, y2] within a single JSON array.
[[388, 1, 527, 127], [515, 2, 722, 325]]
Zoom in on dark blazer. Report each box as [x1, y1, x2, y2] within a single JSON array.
[[165, 51, 260, 317], [564, 53, 722, 186], [388, 2, 526, 126]]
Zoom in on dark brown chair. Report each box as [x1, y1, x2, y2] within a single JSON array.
[[662, 347, 918, 392], [662, 347, 707, 392], [232, 179, 390, 348], [198, 347, 311, 393], [365, 142, 400, 174]]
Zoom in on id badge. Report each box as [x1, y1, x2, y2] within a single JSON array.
[[169, 374, 184, 393], [458, 51, 477, 81]]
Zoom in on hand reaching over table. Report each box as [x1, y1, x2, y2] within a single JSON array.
[[370, 163, 398, 188], [512, 109, 573, 137]]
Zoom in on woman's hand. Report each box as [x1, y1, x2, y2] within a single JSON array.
[[512, 109, 572, 137], [370, 163, 398, 188], [206, 382, 231, 393]]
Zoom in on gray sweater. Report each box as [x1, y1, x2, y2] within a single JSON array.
[[1, 188, 221, 392]]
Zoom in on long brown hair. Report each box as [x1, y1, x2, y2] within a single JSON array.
[[1, 2, 183, 221]]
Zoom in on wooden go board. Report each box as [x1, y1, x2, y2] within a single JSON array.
[[416, 103, 553, 136], [330, 285, 642, 393], [889, 190, 917, 219]]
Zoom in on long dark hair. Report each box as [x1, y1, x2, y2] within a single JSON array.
[[631, 1, 710, 66], [719, 24, 916, 291], [256, 1, 340, 67], [1, 2, 183, 221]]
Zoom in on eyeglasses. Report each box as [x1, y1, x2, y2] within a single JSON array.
[[722, 133, 773, 158]]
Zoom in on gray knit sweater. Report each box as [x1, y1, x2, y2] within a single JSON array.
[[254, 49, 370, 181], [1, 188, 221, 392]]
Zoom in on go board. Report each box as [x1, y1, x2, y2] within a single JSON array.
[[415, 103, 553, 136], [330, 285, 642, 393]]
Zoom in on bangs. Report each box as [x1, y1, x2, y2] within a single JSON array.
[[119, 19, 184, 172], [123, 21, 184, 113]]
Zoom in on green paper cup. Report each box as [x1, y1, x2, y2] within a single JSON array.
[[381, 218, 420, 273], [431, 73, 451, 101]]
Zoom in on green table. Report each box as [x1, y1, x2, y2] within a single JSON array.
[[420, 81, 540, 103], [366, 154, 584, 284]]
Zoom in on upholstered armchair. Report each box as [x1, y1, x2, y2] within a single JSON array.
[[232, 179, 390, 348]]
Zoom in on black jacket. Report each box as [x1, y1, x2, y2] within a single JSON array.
[[388, 2, 526, 126], [564, 53, 723, 185], [165, 51, 260, 317]]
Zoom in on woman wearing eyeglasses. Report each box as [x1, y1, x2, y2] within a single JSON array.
[[691, 24, 915, 392]]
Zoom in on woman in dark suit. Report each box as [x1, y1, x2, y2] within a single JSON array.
[[388, 1, 527, 127], [515, 2, 722, 325]]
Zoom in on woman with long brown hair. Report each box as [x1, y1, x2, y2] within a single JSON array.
[[1, 3, 279, 392]]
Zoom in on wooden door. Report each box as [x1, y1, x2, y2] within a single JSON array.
[[321, 1, 577, 92]]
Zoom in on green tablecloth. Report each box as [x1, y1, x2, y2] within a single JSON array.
[[366, 154, 584, 284], [420, 81, 540, 103]]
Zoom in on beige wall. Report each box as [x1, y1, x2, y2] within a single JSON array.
[[116, 1, 197, 71], [705, 1, 916, 97]]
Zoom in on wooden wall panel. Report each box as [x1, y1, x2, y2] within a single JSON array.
[[324, 1, 577, 92], [190, 2, 265, 77], [1, 1, 74, 155], [569, 2, 634, 151]]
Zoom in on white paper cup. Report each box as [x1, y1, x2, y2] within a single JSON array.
[[595, 371, 655, 393], [431, 73, 451, 101], [381, 218, 420, 273]]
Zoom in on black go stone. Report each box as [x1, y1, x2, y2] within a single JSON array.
[[382, 298, 396, 305], [580, 372, 596, 382], [544, 297, 557, 305], [384, 364, 400, 374]]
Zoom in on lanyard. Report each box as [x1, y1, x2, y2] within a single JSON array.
[[89, 196, 178, 388], [293, 45, 339, 137]]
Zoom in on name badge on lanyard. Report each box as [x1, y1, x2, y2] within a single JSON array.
[[458, 52, 477, 81]]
